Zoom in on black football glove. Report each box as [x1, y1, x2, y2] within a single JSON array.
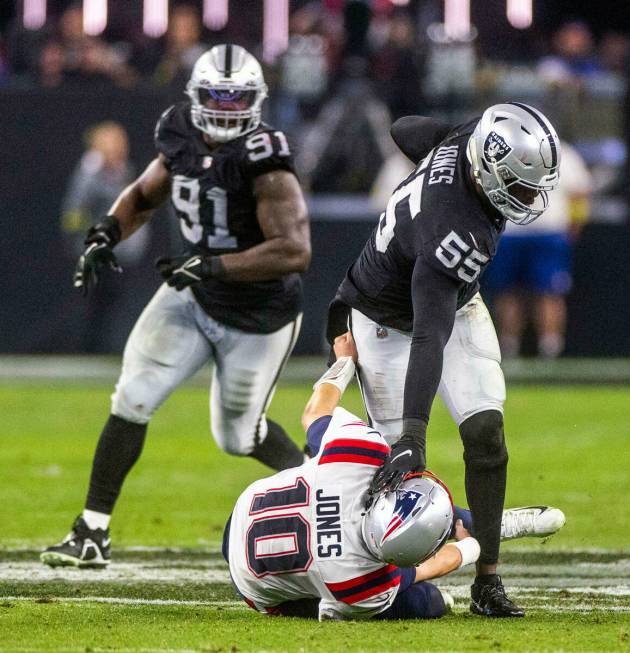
[[368, 436, 426, 496], [73, 216, 122, 295], [156, 254, 224, 291]]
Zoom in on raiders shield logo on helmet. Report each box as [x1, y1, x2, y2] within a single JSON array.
[[483, 131, 512, 163]]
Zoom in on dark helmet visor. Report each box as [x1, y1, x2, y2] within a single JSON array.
[[198, 88, 257, 112]]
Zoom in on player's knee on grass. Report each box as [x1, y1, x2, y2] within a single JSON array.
[[111, 374, 164, 424], [375, 582, 447, 620], [459, 410, 508, 471]]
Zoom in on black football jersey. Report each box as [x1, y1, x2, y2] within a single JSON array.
[[337, 118, 505, 332], [155, 101, 302, 333]]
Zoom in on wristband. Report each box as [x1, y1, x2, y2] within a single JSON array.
[[313, 356, 356, 394], [87, 215, 122, 247], [400, 417, 428, 442], [454, 537, 481, 568]]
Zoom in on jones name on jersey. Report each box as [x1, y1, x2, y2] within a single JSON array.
[[227, 407, 408, 621], [337, 119, 505, 332], [155, 101, 302, 333]]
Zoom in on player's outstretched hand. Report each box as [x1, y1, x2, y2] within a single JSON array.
[[368, 437, 426, 495], [73, 215, 122, 295], [156, 255, 210, 291], [74, 242, 121, 295], [333, 332, 358, 362]]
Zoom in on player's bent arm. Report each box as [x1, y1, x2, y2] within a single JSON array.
[[109, 154, 171, 240], [219, 170, 311, 282], [414, 537, 481, 582], [390, 116, 452, 164], [301, 384, 341, 432], [301, 333, 358, 431]]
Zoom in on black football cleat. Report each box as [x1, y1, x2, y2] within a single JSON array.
[[40, 516, 110, 568], [470, 575, 525, 618]]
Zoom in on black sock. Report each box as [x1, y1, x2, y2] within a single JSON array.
[[85, 414, 147, 514], [464, 462, 506, 565], [475, 573, 500, 585], [249, 419, 304, 471], [460, 411, 508, 567]]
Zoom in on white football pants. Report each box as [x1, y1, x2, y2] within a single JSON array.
[[350, 293, 505, 444], [111, 284, 302, 455]]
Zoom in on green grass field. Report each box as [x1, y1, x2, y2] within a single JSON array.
[[2, 381, 630, 652]]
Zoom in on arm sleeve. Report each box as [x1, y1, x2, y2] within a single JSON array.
[[306, 415, 333, 456], [390, 116, 452, 164], [402, 256, 460, 430]]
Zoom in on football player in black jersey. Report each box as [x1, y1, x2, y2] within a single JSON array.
[[41, 45, 311, 568], [328, 104, 561, 617]]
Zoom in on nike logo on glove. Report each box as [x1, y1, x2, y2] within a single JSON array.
[[174, 257, 203, 281], [390, 449, 413, 463]]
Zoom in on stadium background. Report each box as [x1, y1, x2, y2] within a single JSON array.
[[2, 0, 630, 357], [2, 3, 630, 652]]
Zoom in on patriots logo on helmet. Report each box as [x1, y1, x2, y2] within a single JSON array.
[[483, 131, 512, 163], [380, 490, 424, 545]]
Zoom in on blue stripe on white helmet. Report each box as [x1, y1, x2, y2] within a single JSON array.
[[361, 473, 454, 568]]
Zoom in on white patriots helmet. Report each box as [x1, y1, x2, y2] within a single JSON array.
[[467, 102, 561, 225], [361, 472, 454, 568], [186, 44, 268, 143]]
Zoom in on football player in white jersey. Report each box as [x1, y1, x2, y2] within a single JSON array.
[[225, 333, 565, 620]]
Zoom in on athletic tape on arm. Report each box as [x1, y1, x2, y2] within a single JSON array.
[[313, 357, 356, 394], [454, 537, 481, 568]]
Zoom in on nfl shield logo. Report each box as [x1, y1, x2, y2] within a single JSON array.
[[483, 131, 512, 163]]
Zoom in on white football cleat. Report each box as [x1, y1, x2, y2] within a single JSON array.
[[500, 506, 565, 541], [440, 590, 455, 613]]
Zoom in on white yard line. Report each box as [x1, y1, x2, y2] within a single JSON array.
[[0, 595, 246, 608], [0, 545, 223, 554], [2, 594, 629, 614], [2, 550, 629, 616], [2, 545, 629, 555], [439, 584, 630, 598], [0, 561, 230, 583]]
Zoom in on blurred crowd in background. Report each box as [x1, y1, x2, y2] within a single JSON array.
[[2, 0, 630, 358], [1, 1, 629, 192], [1, 1, 629, 196]]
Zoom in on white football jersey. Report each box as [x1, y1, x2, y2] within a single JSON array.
[[227, 407, 401, 620]]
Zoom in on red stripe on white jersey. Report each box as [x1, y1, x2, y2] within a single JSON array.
[[326, 564, 399, 592], [318, 453, 385, 466], [337, 575, 401, 604]]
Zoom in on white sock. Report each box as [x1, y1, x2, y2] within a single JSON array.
[[539, 334, 563, 359], [440, 589, 454, 612], [82, 509, 111, 531]]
